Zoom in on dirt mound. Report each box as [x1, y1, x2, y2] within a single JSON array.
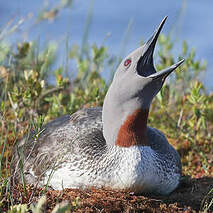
[[2, 176, 213, 212]]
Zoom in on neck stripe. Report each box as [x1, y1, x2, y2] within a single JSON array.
[[115, 109, 149, 147]]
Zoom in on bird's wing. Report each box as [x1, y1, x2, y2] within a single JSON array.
[[11, 107, 105, 184]]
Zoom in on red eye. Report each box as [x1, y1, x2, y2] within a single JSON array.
[[124, 59, 131, 67]]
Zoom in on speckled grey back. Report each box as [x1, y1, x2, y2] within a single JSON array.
[[12, 107, 104, 185]]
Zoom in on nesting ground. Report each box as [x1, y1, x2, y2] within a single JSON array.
[[1, 175, 212, 212]]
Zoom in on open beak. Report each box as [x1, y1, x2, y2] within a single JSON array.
[[149, 59, 185, 80], [141, 16, 167, 66], [137, 16, 184, 78]]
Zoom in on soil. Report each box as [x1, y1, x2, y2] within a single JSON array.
[[2, 175, 213, 213]]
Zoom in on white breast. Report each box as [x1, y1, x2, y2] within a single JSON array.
[[40, 145, 180, 195]]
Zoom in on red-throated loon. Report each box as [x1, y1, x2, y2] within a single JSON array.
[[12, 17, 184, 195]]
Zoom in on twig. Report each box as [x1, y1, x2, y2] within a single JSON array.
[[177, 108, 184, 127], [39, 86, 64, 101], [36, 86, 64, 107]]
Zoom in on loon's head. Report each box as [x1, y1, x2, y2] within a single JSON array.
[[111, 16, 184, 109], [103, 17, 184, 146]]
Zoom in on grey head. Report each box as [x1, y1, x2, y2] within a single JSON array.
[[102, 17, 184, 146]]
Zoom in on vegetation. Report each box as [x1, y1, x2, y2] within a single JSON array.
[[0, 1, 213, 212]]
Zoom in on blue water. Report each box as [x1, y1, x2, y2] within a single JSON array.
[[1, 0, 212, 91]]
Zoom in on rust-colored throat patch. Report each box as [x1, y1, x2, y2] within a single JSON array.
[[115, 109, 149, 147]]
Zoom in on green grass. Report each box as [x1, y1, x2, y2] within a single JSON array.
[[0, 2, 213, 212]]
